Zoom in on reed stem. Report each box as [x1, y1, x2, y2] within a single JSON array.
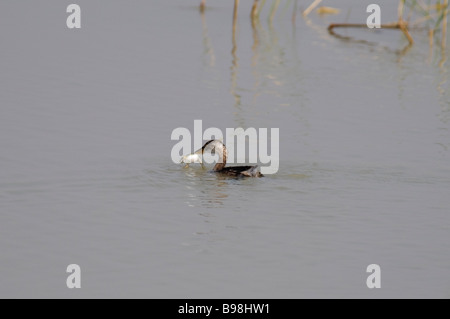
[[328, 20, 414, 45], [232, 0, 239, 49], [429, 28, 434, 49], [398, 0, 405, 22], [303, 0, 322, 17], [442, 0, 448, 50], [329, 22, 401, 30], [200, 0, 206, 13], [251, 0, 259, 20], [269, 0, 281, 23], [257, 0, 266, 16]]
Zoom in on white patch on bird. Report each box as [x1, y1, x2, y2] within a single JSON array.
[[180, 153, 202, 167]]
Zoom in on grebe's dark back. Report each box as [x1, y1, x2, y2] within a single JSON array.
[[201, 140, 263, 178]]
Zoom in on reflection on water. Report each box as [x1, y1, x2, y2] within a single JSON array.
[[200, 11, 215, 68], [438, 66, 450, 124], [200, 0, 310, 133], [231, 0, 242, 125], [181, 165, 229, 208]]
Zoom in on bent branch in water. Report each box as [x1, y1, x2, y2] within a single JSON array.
[[328, 21, 414, 45]]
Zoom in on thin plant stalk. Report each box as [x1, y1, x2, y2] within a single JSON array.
[[292, 0, 298, 25], [269, 0, 281, 24], [428, 28, 434, 64], [281, 0, 293, 18], [231, 0, 241, 107], [429, 28, 434, 48], [303, 0, 322, 17], [329, 22, 404, 30], [398, 0, 414, 44], [411, 12, 441, 27], [399, 20, 414, 44], [440, 0, 448, 67], [251, 0, 259, 21], [328, 20, 414, 45], [200, 8, 216, 67], [232, 0, 239, 60], [257, 0, 266, 16], [233, 0, 239, 42], [200, 0, 206, 12], [442, 0, 448, 50], [398, 0, 406, 21]]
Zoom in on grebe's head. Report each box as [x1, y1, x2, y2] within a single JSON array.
[[180, 140, 227, 170], [202, 140, 227, 171]]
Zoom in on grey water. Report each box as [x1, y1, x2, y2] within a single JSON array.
[[0, 0, 449, 298]]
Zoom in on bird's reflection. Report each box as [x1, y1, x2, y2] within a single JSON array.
[[182, 165, 229, 208]]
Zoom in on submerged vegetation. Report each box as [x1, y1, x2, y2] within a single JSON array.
[[199, 0, 449, 63]]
